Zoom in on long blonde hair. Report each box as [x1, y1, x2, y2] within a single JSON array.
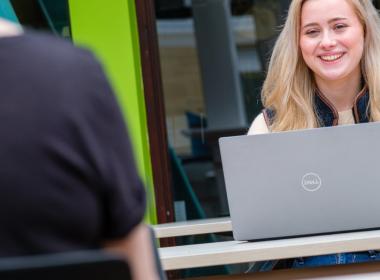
[[262, 0, 380, 131]]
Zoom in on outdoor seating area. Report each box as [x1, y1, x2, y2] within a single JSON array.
[[2, 1, 380, 279]]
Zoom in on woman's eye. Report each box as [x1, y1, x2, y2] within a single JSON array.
[[305, 30, 319, 36], [334, 24, 347, 30]]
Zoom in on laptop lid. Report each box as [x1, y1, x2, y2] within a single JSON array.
[[219, 122, 380, 241]]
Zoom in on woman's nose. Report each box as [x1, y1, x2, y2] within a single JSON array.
[[320, 31, 337, 49]]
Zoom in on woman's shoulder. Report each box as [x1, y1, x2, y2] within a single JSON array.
[[247, 112, 270, 135]]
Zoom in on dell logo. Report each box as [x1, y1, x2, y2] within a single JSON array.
[[301, 173, 322, 192]]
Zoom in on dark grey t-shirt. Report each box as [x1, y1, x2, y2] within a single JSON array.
[[0, 31, 146, 257]]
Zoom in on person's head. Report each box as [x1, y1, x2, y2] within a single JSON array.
[[299, 0, 364, 86], [262, 0, 380, 131]]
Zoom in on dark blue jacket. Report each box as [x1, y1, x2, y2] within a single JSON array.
[[263, 87, 370, 128]]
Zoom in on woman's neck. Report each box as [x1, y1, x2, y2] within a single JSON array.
[[0, 18, 23, 38], [314, 72, 362, 112]]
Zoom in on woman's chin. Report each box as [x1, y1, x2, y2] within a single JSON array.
[[315, 71, 349, 83]]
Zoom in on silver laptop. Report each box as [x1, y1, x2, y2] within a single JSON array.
[[219, 122, 380, 241]]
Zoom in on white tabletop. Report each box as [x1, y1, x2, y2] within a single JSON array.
[[153, 217, 231, 238], [159, 229, 380, 270]]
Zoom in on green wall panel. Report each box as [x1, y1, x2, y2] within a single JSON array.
[[68, 0, 156, 224]]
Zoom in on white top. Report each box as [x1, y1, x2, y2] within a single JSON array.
[[248, 109, 355, 135], [0, 18, 23, 37]]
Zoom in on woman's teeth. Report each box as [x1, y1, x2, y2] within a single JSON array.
[[320, 54, 343, 62]]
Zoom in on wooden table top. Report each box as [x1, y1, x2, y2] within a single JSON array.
[[160, 229, 380, 270], [153, 217, 232, 238]]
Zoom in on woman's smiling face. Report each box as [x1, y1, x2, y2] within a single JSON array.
[[299, 0, 364, 84]]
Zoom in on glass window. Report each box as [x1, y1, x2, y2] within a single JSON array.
[[11, 0, 70, 38], [156, 0, 291, 221]]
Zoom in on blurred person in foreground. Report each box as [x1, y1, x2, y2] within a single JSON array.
[[0, 18, 158, 280]]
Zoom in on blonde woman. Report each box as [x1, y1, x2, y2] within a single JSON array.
[[248, 0, 380, 269]]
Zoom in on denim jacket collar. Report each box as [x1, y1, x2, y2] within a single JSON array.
[[264, 86, 370, 128], [314, 86, 369, 127]]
